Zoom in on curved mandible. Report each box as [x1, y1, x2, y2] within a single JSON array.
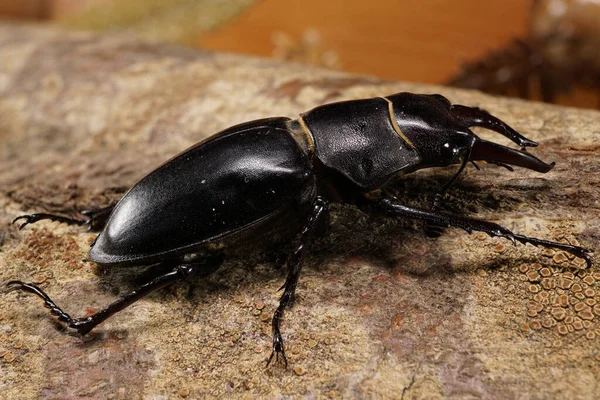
[[450, 104, 538, 148]]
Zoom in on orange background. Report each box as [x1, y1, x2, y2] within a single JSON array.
[[0, 0, 530, 83], [197, 0, 530, 84], [2, 0, 595, 108]]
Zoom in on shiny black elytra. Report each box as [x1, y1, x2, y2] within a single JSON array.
[[8, 92, 593, 367]]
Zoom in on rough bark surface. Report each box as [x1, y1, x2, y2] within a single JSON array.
[[1, 23, 599, 399]]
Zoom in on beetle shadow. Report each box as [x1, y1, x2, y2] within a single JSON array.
[[306, 168, 559, 278]]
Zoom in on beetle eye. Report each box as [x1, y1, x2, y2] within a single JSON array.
[[440, 142, 460, 164]]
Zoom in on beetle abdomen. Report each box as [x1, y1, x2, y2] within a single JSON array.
[[301, 97, 420, 190], [89, 118, 315, 266]]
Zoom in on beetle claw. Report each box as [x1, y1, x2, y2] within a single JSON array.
[[266, 332, 288, 368], [11, 205, 115, 232], [12, 215, 36, 230], [507, 235, 517, 246], [573, 248, 593, 269], [12, 213, 86, 230]]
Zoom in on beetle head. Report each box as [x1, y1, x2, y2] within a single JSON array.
[[397, 97, 555, 173]]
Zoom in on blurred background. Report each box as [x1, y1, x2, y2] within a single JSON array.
[[1, 0, 599, 109]]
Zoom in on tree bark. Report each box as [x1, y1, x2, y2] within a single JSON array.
[[1, 23, 599, 399]]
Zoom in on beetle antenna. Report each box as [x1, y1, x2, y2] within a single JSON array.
[[429, 147, 473, 220], [437, 147, 472, 198]]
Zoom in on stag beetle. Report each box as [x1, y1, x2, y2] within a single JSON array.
[[8, 92, 593, 367]]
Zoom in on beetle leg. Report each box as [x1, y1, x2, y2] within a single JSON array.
[[362, 195, 593, 268], [13, 202, 116, 232], [425, 154, 472, 237], [450, 104, 538, 148], [7, 254, 224, 335], [268, 197, 328, 368]]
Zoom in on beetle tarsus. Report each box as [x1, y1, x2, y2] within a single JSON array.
[[7, 281, 113, 335], [267, 313, 288, 368], [12, 214, 86, 230], [510, 234, 593, 268], [7, 280, 75, 326], [12, 202, 116, 232]]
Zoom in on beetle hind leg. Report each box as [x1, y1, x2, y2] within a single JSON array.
[[7, 254, 224, 335]]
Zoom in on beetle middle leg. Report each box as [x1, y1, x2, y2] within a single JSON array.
[[268, 197, 328, 367], [6, 253, 224, 335], [13, 202, 117, 232], [362, 194, 593, 267]]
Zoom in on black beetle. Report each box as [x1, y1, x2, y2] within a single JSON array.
[[8, 92, 593, 366]]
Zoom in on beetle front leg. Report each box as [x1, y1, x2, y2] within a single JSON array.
[[268, 197, 328, 368], [425, 155, 472, 238], [363, 195, 593, 268], [13, 202, 117, 232], [7, 254, 224, 335]]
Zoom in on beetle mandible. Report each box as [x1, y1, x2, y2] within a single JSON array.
[[8, 92, 593, 367]]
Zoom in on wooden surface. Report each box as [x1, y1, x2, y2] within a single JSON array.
[[1, 24, 599, 399]]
